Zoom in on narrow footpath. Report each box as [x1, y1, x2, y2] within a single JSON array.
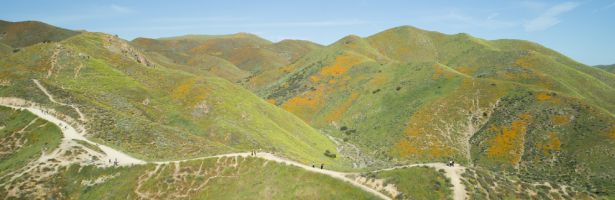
[[0, 79, 468, 200]]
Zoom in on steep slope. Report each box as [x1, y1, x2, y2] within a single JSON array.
[[0, 42, 12, 58], [255, 26, 615, 195], [0, 20, 80, 47], [595, 63, 615, 74], [0, 32, 342, 169]]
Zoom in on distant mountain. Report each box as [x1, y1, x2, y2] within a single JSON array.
[[0, 20, 80, 47], [2, 20, 615, 199], [134, 34, 323, 86], [595, 63, 615, 74], [254, 26, 615, 192]]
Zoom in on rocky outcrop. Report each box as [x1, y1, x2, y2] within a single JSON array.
[[102, 34, 155, 67]]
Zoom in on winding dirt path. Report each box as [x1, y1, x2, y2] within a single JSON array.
[[371, 163, 468, 200], [0, 79, 469, 200]]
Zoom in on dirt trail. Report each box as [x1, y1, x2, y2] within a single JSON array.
[[1, 79, 468, 200], [372, 163, 468, 200], [3, 101, 465, 200]]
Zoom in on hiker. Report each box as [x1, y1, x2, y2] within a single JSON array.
[[59, 122, 62, 126], [449, 160, 452, 167], [109, 159, 111, 164], [114, 160, 119, 166], [251, 151, 253, 156], [90, 157, 93, 163], [254, 151, 256, 156], [312, 162, 315, 168], [452, 160, 454, 167], [321, 164, 323, 169]]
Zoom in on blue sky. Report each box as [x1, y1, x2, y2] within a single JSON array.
[[1, 0, 614, 65]]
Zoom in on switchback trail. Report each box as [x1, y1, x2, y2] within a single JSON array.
[[0, 79, 468, 200]]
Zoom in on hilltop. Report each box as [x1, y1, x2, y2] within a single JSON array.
[[131, 33, 322, 86], [0, 20, 80, 48], [0, 31, 343, 167], [595, 63, 615, 74], [1, 20, 615, 199], [253, 25, 615, 195]]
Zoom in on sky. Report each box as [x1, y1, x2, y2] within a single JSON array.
[[1, 0, 614, 66]]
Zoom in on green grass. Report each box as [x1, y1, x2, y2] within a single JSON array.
[[0, 106, 63, 179], [0, 20, 80, 48], [73, 139, 106, 155], [4, 156, 378, 199], [200, 157, 378, 199], [0, 32, 343, 170], [373, 166, 453, 200], [595, 64, 615, 74]]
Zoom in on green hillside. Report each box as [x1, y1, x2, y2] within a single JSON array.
[[131, 37, 250, 82], [254, 26, 615, 195], [0, 32, 342, 168], [0, 42, 12, 58], [595, 64, 615, 74], [185, 36, 322, 89], [0, 20, 80, 47]]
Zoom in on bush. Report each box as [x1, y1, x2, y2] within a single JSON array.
[[324, 150, 336, 158], [343, 137, 349, 142], [12, 49, 19, 53], [340, 126, 348, 131]]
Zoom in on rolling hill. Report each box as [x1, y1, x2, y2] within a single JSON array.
[[0, 20, 80, 48], [253, 26, 615, 194], [0, 31, 342, 167], [2, 20, 615, 199], [595, 63, 615, 74]]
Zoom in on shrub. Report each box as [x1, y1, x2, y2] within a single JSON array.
[[343, 137, 349, 142], [12, 49, 19, 53], [324, 150, 336, 158], [340, 126, 348, 131], [396, 86, 401, 91]]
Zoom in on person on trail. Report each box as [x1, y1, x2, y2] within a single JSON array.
[[109, 159, 111, 164], [114, 160, 119, 166], [251, 152, 253, 156], [321, 164, 323, 169], [449, 160, 453, 167], [254, 151, 256, 156], [452, 160, 454, 167], [313, 162, 315, 168], [90, 157, 93, 163]]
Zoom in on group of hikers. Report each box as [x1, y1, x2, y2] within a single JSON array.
[[449, 160, 455, 167], [250, 148, 261, 156], [108, 158, 119, 166], [312, 162, 325, 169]]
